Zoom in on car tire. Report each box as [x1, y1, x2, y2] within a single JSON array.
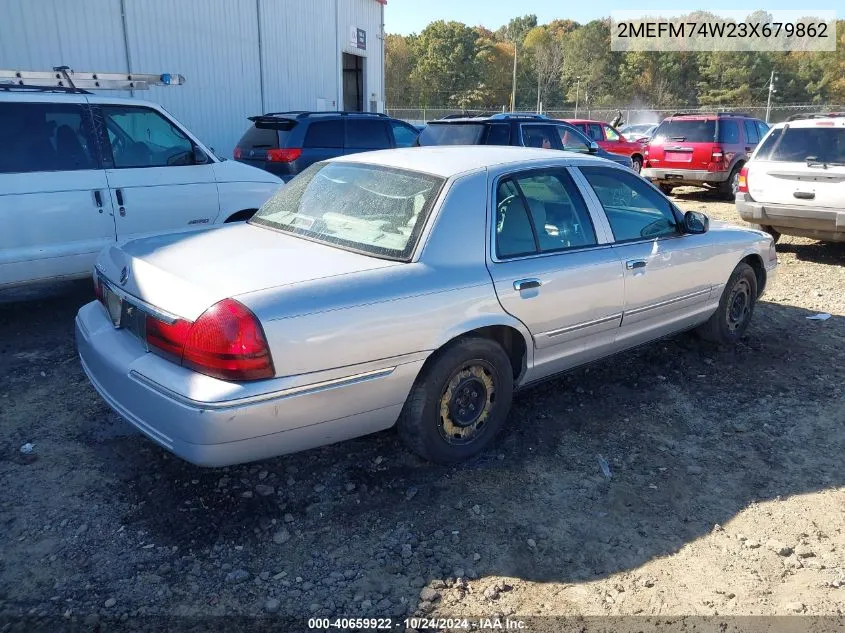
[[761, 225, 781, 244], [697, 263, 758, 344], [658, 184, 674, 196], [397, 337, 514, 463], [632, 156, 643, 173], [719, 165, 742, 200]]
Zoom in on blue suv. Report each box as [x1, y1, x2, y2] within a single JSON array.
[[417, 113, 633, 169], [234, 111, 421, 181]]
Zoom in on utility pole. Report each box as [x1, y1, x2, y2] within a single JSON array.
[[765, 70, 777, 123], [511, 41, 518, 112], [536, 72, 541, 113], [574, 75, 581, 117]]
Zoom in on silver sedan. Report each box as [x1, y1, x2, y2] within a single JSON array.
[[75, 146, 778, 466]]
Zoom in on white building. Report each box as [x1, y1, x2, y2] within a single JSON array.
[[0, 0, 387, 156]]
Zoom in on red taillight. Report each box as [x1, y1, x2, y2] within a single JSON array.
[[737, 166, 749, 193], [233, 147, 243, 159], [710, 145, 725, 163], [145, 299, 274, 381], [266, 148, 302, 163], [145, 316, 192, 361]]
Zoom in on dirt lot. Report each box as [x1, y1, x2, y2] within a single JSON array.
[[1, 191, 844, 632]]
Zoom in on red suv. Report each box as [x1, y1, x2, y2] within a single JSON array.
[[642, 113, 769, 198], [563, 119, 647, 172]]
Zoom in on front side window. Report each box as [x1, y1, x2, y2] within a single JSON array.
[[556, 126, 591, 153], [521, 125, 558, 149], [0, 102, 97, 173], [390, 121, 419, 148], [251, 162, 444, 261], [580, 166, 678, 241], [603, 125, 620, 141], [102, 106, 194, 168], [495, 169, 597, 258]]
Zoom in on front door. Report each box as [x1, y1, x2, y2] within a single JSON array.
[[0, 98, 115, 287], [96, 104, 219, 241], [577, 165, 716, 347], [486, 167, 624, 380]]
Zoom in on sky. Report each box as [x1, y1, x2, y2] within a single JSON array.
[[383, 0, 841, 35]]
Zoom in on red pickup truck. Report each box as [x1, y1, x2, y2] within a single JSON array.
[[561, 119, 647, 172]]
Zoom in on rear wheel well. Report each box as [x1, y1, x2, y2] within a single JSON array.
[[224, 209, 258, 223], [741, 254, 766, 296], [426, 326, 527, 382], [631, 152, 643, 162]]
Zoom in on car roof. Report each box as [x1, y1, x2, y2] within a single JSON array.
[[0, 90, 162, 108], [563, 119, 604, 125], [770, 117, 845, 129], [328, 145, 614, 178]]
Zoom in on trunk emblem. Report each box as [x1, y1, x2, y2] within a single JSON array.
[[120, 266, 130, 285]]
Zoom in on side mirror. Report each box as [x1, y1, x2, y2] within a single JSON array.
[[683, 210, 709, 234], [193, 146, 209, 164], [588, 141, 599, 154]]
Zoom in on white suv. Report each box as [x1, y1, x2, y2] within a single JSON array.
[[736, 113, 845, 243], [0, 88, 282, 289]]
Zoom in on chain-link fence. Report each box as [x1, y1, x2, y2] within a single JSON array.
[[387, 104, 845, 126]]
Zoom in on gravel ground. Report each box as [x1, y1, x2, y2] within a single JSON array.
[[1, 190, 844, 632]]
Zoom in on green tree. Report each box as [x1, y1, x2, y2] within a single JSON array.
[[411, 21, 483, 107]]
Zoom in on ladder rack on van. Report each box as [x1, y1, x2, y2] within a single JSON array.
[[0, 66, 185, 91]]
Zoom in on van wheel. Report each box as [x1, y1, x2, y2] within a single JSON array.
[[659, 184, 674, 196], [397, 338, 514, 463], [697, 263, 758, 345]]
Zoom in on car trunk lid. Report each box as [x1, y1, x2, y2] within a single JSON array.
[[96, 223, 399, 322]]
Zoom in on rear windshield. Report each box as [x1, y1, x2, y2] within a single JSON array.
[[250, 162, 445, 261], [653, 119, 716, 143], [756, 127, 845, 164], [419, 123, 485, 146], [238, 120, 296, 148]]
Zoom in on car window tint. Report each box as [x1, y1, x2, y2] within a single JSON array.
[[653, 119, 716, 143], [756, 120, 770, 139], [511, 170, 597, 252], [418, 123, 485, 145], [587, 124, 604, 141], [580, 166, 678, 241], [754, 128, 782, 160], [304, 120, 344, 148], [521, 125, 557, 149], [101, 106, 193, 168], [556, 126, 590, 152], [0, 102, 97, 173], [604, 125, 620, 141], [389, 121, 419, 148], [763, 127, 845, 163], [346, 120, 391, 149], [743, 120, 759, 144], [718, 120, 740, 144], [495, 179, 537, 258], [486, 124, 510, 145]]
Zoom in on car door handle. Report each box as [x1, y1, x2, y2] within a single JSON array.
[[115, 189, 126, 216], [513, 279, 542, 291], [794, 191, 815, 200], [626, 259, 647, 270], [93, 190, 103, 212]]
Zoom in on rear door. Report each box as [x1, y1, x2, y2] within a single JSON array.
[[345, 118, 392, 154], [0, 97, 115, 288], [747, 123, 845, 208], [648, 118, 716, 171], [486, 166, 624, 376]]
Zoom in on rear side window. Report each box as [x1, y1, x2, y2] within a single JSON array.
[[521, 125, 558, 149], [653, 119, 716, 143], [485, 124, 510, 145], [418, 123, 485, 145], [756, 127, 845, 163], [346, 120, 391, 149], [718, 120, 740, 144], [743, 120, 759, 144], [0, 102, 97, 173], [304, 120, 344, 148]]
